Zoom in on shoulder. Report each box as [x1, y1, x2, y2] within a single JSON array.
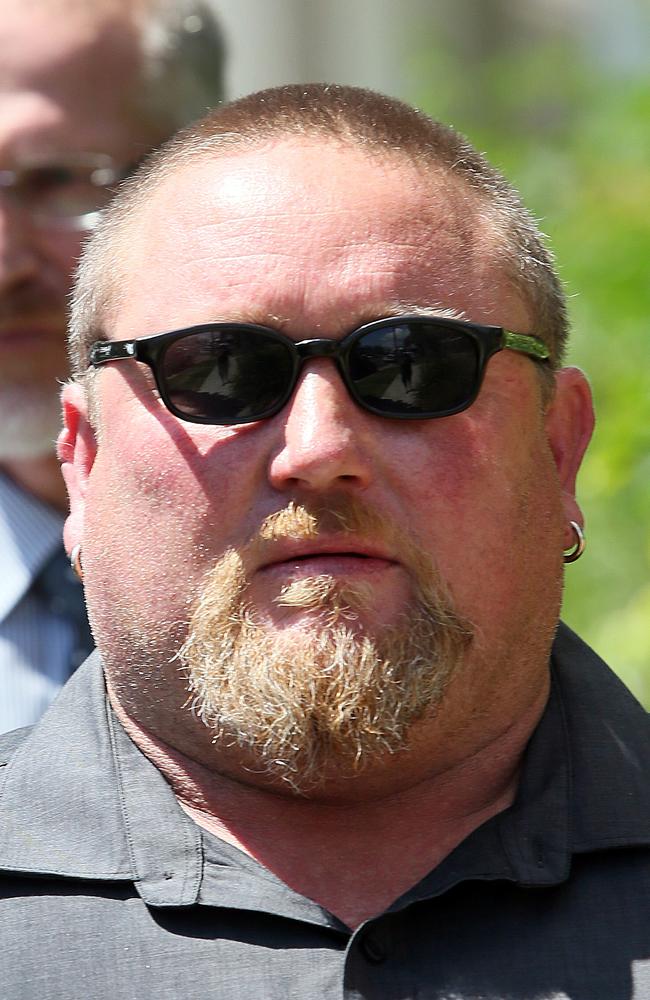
[[0, 726, 32, 767], [551, 621, 650, 850]]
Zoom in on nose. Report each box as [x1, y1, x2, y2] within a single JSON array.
[[0, 191, 39, 294], [267, 359, 376, 494]]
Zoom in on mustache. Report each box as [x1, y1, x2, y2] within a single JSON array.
[[217, 495, 446, 606], [239, 497, 400, 568]]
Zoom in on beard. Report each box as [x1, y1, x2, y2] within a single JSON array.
[[178, 499, 473, 792], [0, 284, 67, 460], [0, 383, 62, 459]]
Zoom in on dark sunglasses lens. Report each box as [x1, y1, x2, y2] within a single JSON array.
[[348, 321, 480, 415], [161, 328, 293, 422]]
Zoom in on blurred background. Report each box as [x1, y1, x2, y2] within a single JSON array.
[[212, 0, 649, 700]]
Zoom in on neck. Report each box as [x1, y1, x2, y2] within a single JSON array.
[[112, 681, 549, 929], [176, 752, 520, 928], [1, 455, 67, 511]]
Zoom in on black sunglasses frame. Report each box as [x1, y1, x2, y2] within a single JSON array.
[[88, 315, 550, 425]]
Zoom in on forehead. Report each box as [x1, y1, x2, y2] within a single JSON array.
[[112, 138, 519, 338], [0, 1, 153, 157]]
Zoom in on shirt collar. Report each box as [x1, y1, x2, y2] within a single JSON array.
[[0, 623, 648, 907], [0, 653, 202, 907], [402, 622, 650, 908], [550, 622, 650, 853], [0, 472, 64, 619]]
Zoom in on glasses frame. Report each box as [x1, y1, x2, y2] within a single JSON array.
[[88, 315, 551, 425], [0, 153, 138, 231]]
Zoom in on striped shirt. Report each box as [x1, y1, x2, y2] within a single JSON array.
[[0, 473, 86, 734]]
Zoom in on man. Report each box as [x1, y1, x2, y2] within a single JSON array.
[[1, 85, 648, 998], [0, 0, 224, 731]]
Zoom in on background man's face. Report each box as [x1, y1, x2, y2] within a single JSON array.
[[0, 1, 164, 458], [64, 138, 589, 790]]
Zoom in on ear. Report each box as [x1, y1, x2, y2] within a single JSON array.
[[544, 367, 595, 547], [57, 381, 98, 556]]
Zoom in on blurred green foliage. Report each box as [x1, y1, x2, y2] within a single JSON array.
[[411, 27, 650, 700]]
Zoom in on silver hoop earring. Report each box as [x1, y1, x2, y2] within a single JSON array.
[[563, 521, 585, 564], [70, 544, 84, 581]]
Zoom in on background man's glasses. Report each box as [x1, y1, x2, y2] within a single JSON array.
[[0, 153, 137, 231], [89, 315, 551, 425]]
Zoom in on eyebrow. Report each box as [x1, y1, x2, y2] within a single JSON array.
[[202, 302, 471, 333], [381, 302, 470, 322]]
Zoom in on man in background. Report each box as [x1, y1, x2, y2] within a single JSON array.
[[0, 0, 225, 732]]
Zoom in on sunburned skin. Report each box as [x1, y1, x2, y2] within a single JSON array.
[[59, 133, 594, 927]]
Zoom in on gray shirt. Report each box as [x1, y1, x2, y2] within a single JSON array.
[[1, 623, 649, 999]]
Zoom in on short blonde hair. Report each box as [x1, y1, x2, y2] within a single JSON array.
[[69, 84, 567, 396]]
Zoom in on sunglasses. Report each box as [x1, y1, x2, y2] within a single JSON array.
[[88, 315, 550, 425]]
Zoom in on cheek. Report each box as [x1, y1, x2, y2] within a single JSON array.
[[85, 398, 268, 603], [392, 401, 564, 611], [83, 449, 203, 624], [413, 368, 558, 519]]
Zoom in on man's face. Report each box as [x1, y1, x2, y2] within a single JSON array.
[[62, 138, 592, 793], [0, 1, 164, 459]]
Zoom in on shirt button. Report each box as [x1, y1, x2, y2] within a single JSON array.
[[360, 933, 387, 964]]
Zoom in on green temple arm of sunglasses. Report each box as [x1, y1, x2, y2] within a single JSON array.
[[503, 331, 550, 361]]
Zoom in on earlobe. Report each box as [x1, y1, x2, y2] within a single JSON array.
[[544, 367, 595, 531], [57, 381, 98, 555]]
